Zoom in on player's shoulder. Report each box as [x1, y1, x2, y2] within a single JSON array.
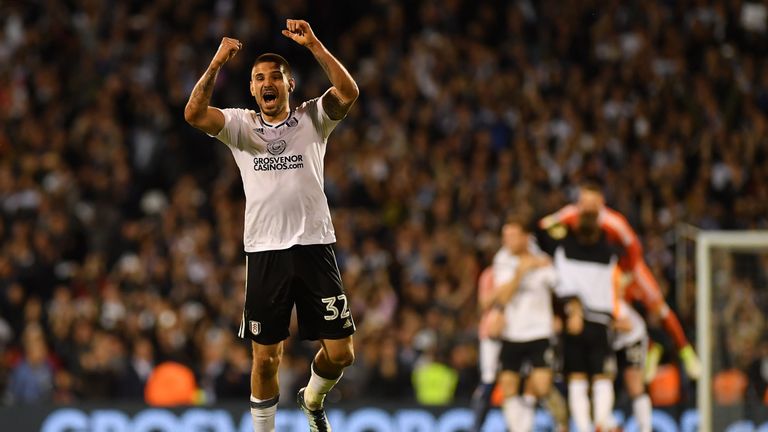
[[492, 247, 511, 264], [478, 267, 494, 284], [296, 97, 321, 114], [221, 107, 257, 123], [600, 208, 635, 237]]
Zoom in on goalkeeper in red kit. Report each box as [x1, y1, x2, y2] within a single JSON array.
[[540, 183, 701, 380]]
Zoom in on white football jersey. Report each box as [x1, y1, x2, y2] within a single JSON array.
[[613, 300, 647, 350], [552, 247, 618, 324], [493, 248, 558, 343], [211, 96, 340, 252]]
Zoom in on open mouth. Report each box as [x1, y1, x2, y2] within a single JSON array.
[[262, 89, 277, 103]]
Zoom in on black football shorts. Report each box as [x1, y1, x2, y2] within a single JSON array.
[[238, 244, 356, 345], [563, 320, 616, 376], [500, 338, 555, 373]]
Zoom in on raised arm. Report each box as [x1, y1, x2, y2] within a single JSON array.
[[184, 37, 242, 135], [281, 19, 359, 120]]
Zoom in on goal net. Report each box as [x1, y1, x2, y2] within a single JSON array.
[[694, 230, 768, 432]]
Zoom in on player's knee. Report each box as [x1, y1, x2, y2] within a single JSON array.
[[327, 348, 355, 368], [529, 371, 552, 397], [624, 370, 645, 397], [498, 372, 519, 397], [252, 353, 281, 378]]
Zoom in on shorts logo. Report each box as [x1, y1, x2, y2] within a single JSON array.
[[267, 140, 287, 155], [286, 117, 298, 127], [544, 347, 555, 367], [250, 320, 261, 335], [343, 318, 353, 329]]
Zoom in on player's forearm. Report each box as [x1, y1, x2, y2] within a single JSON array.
[[540, 204, 579, 229], [658, 306, 691, 349], [184, 65, 220, 124], [494, 274, 522, 305], [308, 42, 359, 103]]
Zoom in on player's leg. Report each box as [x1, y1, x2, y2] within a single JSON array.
[[541, 386, 568, 432], [240, 250, 295, 432], [304, 335, 355, 410], [568, 373, 591, 432], [250, 341, 283, 432], [587, 322, 616, 431], [471, 338, 502, 432], [631, 262, 700, 378], [510, 368, 550, 432], [623, 340, 652, 432], [527, 339, 555, 399], [538, 334, 568, 431], [499, 340, 533, 432], [294, 244, 356, 431], [528, 367, 553, 398], [513, 339, 555, 432], [499, 370, 527, 432], [564, 331, 592, 432]]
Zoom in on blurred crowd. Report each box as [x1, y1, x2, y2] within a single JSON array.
[[1, 0, 767, 407]]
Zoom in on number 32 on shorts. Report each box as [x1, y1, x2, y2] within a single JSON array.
[[322, 295, 350, 321]]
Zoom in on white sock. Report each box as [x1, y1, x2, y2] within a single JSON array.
[[568, 380, 591, 432], [633, 393, 652, 432], [592, 378, 615, 430], [305, 362, 341, 410], [502, 396, 523, 432], [518, 394, 536, 432], [250, 394, 278, 432]]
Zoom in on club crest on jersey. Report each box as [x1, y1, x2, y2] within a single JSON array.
[[286, 117, 298, 127], [250, 320, 261, 335], [267, 139, 287, 155]]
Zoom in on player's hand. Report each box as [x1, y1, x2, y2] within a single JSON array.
[[211, 37, 242, 69], [680, 344, 702, 380], [566, 313, 583, 335], [486, 307, 505, 338], [518, 255, 550, 275], [644, 341, 663, 382], [281, 19, 320, 48], [613, 316, 633, 332]]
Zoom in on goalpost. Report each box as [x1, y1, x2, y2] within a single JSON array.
[[694, 230, 768, 432]]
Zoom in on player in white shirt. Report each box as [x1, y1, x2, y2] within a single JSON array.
[[184, 19, 359, 432], [536, 189, 632, 432], [613, 299, 652, 432], [486, 215, 558, 432], [470, 266, 502, 432]]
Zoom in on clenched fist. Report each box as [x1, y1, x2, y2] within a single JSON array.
[[211, 37, 242, 68], [281, 19, 319, 48]]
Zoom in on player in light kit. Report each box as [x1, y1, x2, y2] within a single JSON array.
[[540, 184, 701, 380], [470, 265, 501, 432], [184, 20, 359, 432], [489, 216, 558, 432], [536, 199, 630, 432], [613, 299, 653, 432]]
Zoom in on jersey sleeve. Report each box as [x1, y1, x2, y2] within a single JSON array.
[[209, 108, 247, 150], [540, 204, 580, 229], [540, 266, 559, 291], [304, 92, 342, 140], [209, 108, 266, 154], [601, 209, 643, 270]]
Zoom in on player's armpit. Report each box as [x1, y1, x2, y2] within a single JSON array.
[[321, 88, 353, 120]]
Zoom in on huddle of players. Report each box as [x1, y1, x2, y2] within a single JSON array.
[[472, 183, 702, 432]]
